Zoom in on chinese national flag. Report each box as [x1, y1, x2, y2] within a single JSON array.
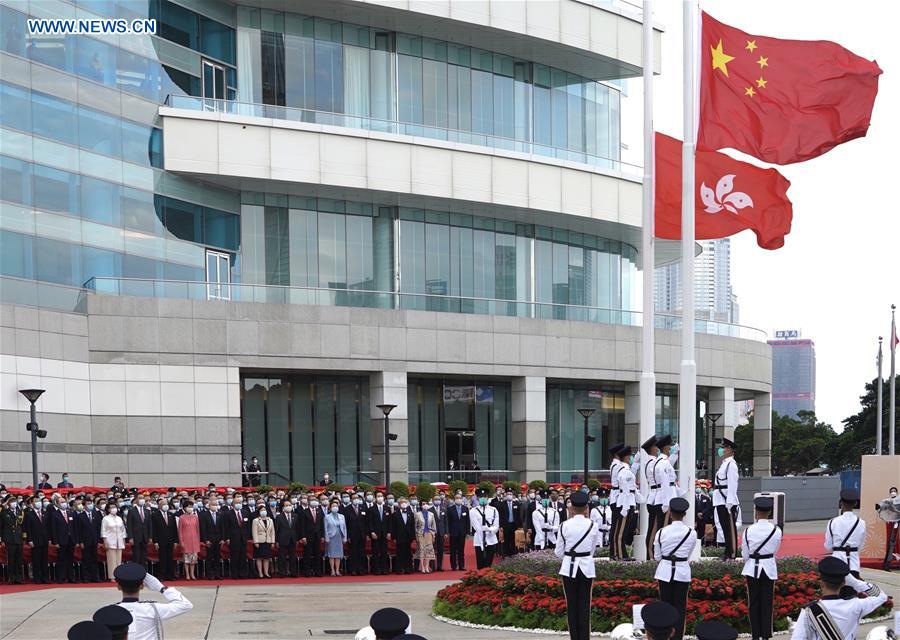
[[655, 133, 792, 250], [698, 11, 882, 165]]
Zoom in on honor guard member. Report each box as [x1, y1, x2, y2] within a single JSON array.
[[0, 494, 24, 584], [589, 488, 612, 549], [825, 488, 866, 578], [112, 562, 193, 640], [695, 621, 739, 640], [554, 490, 600, 640], [640, 600, 680, 640], [641, 435, 662, 559], [369, 607, 411, 639], [532, 489, 560, 550], [608, 443, 625, 556], [68, 621, 113, 640], [653, 435, 680, 527], [613, 445, 643, 560], [653, 497, 697, 640], [471, 487, 500, 568], [93, 605, 133, 640], [712, 437, 740, 560], [741, 496, 783, 640], [790, 557, 887, 640]]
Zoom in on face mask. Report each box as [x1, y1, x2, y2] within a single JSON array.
[[110, 507, 118, 515], [410, 499, 418, 506], [259, 510, 267, 517], [172, 501, 181, 509], [330, 506, 339, 514], [284, 506, 293, 513], [387, 498, 395, 506], [342, 497, 350, 505], [182, 506, 192, 513], [290, 497, 298, 504], [234, 501, 243, 508], [160, 506, 169, 512], [248, 500, 256, 507], [269, 500, 277, 507], [891, 492, 898, 499], [352, 499, 362, 506], [433, 499, 441, 506], [478, 498, 488, 506], [76, 504, 84, 511], [541, 499, 550, 507], [300, 499, 309, 506], [717, 447, 725, 457], [63, 476, 69, 482], [210, 506, 218, 512], [528, 494, 535, 500], [43, 500, 50, 508], [137, 499, 145, 506], [59, 503, 68, 510], [226, 498, 233, 505], [600, 498, 609, 506], [591, 497, 599, 504], [376, 497, 384, 505], [310, 501, 319, 508], [399, 503, 408, 511], [366, 495, 374, 503], [505, 496, 514, 501]]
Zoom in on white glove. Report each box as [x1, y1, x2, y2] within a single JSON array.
[[671, 444, 680, 454], [143, 572, 164, 593]]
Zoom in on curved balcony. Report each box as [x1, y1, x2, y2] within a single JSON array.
[[82, 277, 768, 342]]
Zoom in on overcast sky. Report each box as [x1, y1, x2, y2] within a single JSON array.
[[621, 0, 899, 430]]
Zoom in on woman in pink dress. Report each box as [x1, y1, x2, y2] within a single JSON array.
[[177, 501, 201, 580]]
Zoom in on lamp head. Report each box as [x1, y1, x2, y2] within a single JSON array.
[[577, 408, 596, 419], [387, 433, 398, 441], [19, 389, 45, 404], [376, 404, 397, 417], [706, 412, 723, 425]]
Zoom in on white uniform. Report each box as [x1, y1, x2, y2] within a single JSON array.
[[470, 505, 500, 549], [644, 456, 661, 508], [824, 511, 866, 573], [790, 581, 887, 640], [652, 453, 678, 512], [712, 457, 739, 508], [653, 521, 697, 583], [531, 505, 559, 549], [609, 459, 623, 506], [615, 466, 644, 516], [714, 504, 742, 543], [589, 504, 612, 547], [116, 588, 193, 640], [741, 518, 782, 579], [554, 514, 600, 578]]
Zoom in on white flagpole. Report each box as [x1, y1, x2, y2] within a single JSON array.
[[678, 0, 698, 540], [876, 336, 883, 455], [636, 0, 656, 562], [890, 304, 896, 455]]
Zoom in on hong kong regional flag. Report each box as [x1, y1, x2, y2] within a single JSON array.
[[655, 133, 792, 250], [698, 11, 882, 165]]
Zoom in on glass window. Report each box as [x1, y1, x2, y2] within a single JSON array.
[[0, 156, 32, 206], [155, 0, 199, 49], [264, 205, 289, 285], [397, 34, 421, 57], [204, 208, 239, 251], [75, 36, 117, 86], [261, 31, 285, 106], [122, 253, 162, 279], [200, 16, 236, 65], [567, 73, 584, 153], [28, 33, 75, 73], [31, 91, 77, 146], [493, 73, 514, 140], [609, 89, 621, 161], [80, 175, 121, 226], [342, 23, 369, 48], [345, 214, 373, 290], [398, 54, 422, 125], [369, 47, 393, 122], [0, 83, 31, 133], [123, 187, 163, 234], [471, 48, 492, 72], [423, 38, 446, 61], [33, 164, 78, 214], [162, 197, 202, 244], [318, 212, 347, 289], [343, 45, 370, 117], [0, 5, 27, 57], [79, 106, 122, 158], [551, 71, 567, 150], [0, 231, 34, 279], [422, 59, 447, 128], [34, 237, 82, 286], [471, 69, 493, 135], [162, 65, 201, 97], [514, 62, 532, 143], [116, 50, 160, 101], [314, 18, 341, 43], [82, 246, 122, 279], [447, 44, 470, 67], [120, 119, 152, 166], [314, 40, 343, 113], [285, 32, 315, 109], [473, 229, 495, 299]]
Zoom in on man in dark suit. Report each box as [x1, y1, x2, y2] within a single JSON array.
[[37, 473, 52, 490], [57, 473, 74, 489], [72, 502, 100, 582], [23, 496, 49, 583], [432, 495, 447, 571], [367, 493, 391, 575], [199, 501, 224, 579], [300, 496, 324, 577], [126, 496, 152, 568], [47, 497, 75, 583], [151, 500, 179, 580], [344, 494, 368, 575], [222, 496, 249, 578], [551, 489, 568, 523], [499, 491, 522, 557], [0, 495, 24, 584], [274, 500, 299, 577], [446, 494, 470, 570], [388, 497, 416, 574]]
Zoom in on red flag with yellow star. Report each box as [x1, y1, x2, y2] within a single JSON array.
[[698, 11, 882, 165], [655, 133, 793, 250]]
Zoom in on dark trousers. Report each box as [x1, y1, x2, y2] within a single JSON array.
[[612, 507, 635, 559], [394, 540, 412, 573], [80, 543, 98, 581], [157, 543, 174, 580], [302, 537, 322, 576], [609, 506, 621, 558], [434, 533, 445, 569], [56, 544, 74, 582], [449, 534, 465, 570], [370, 536, 388, 574], [715, 505, 737, 558], [31, 544, 48, 582], [646, 504, 663, 559], [278, 544, 296, 576], [501, 525, 517, 556], [6, 543, 23, 583], [746, 575, 775, 639], [562, 571, 593, 640], [132, 540, 147, 567], [229, 538, 247, 578], [348, 539, 366, 574], [205, 543, 221, 578], [658, 579, 690, 640], [474, 543, 496, 569], [623, 507, 638, 547]]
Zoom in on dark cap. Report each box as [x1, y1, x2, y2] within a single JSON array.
[[818, 556, 850, 581], [570, 492, 589, 507], [68, 621, 112, 640], [840, 488, 860, 503], [754, 496, 774, 511], [538, 489, 549, 499], [608, 443, 624, 456], [619, 445, 633, 457], [369, 607, 410, 639], [92, 605, 133, 636], [640, 600, 678, 634], [113, 562, 147, 583], [0, 494, 13, 505], [597, 487, 609, 497], [475, 488, 488, 498], [694, 621, 738, 640], [656, 434, 673, 449], [641, 435, 658, 453], [167, 487, 177, 493], [669, 497, 689, 514], [720, 437, 736, 450]]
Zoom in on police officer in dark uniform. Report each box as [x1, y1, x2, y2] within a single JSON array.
[[641, 600, 679, 639], [67, 621, 112, 640], [695, 621, 738, 640], [92, 604, 133, 640], [369, 607, 410, 639], [0, 494, 24, 584], [554, 490, 599, 640]]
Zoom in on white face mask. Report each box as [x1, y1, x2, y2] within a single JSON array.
[[185, 507, 193, 514], [284, 506, 292, 513], [110, 507, 118, 515], [160, 505, 168, 512], [259, 510, 267, 518]]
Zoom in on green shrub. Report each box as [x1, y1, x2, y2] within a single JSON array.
[[389, 481, 410, 498], [287, 482, 307, 494], [476, 480, 497, 497], [415, 482, 437, 501], [256, 483, 273, 493], [527, 479, 549, 491], [501, 480, 521, 493], [448, 480, 468, 496], [355, 481, 373, 493], [587, 478, 602, 491], [324, 482, 343, 493]]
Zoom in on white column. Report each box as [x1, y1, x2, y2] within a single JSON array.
[[370, 371, 408, 485], [752, 392, 772, 477], [511, 376, 546, 483]]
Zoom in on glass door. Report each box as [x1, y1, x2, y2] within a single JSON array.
[[202, 59, 226, 110], [206, 250, 231, 300]]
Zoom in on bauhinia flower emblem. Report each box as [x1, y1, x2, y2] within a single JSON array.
[[700, 174, 755, 214]]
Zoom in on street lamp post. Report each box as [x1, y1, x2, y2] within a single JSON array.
[[376, 404, 397, 489], [19, 389, 46, 492], [578, 408, 596, 484], [706, 412, 723, 479]]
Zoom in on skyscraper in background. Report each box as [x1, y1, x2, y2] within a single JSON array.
[[654, 238, 740, 324], [768, 331, 817, 418]]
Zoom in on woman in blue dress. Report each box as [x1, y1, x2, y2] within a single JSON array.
[[324, 499, 348, 576]]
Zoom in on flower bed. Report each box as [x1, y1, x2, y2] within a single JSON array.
[[433, 554, 893, 635]]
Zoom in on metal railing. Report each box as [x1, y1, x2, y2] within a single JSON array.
[[163, 95, 641, 177], [82, 277, 768, 342], [408, 470, 519, 484]]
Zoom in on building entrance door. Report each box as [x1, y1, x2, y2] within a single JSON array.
[[445, 430, 475, 471]]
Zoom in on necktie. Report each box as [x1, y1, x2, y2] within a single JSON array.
[[424, 512, 430, 534], [139, 507, 144, 521], [311, 508, 316, 522], [457, 506, 461, 518], [212, 512, 216, 524], [237, 509, 242, 524], [287, 514, 291, 526], [508, 503, 513, 520], [37, 510, 42, 521]]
